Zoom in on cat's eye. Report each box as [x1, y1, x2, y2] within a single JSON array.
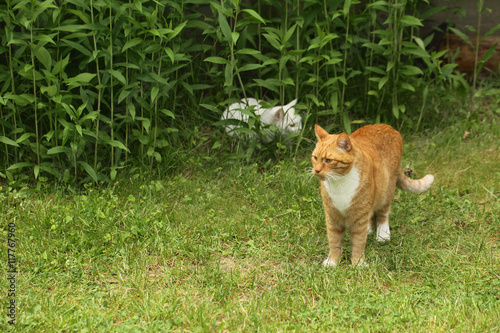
[[325, 158, 333, 164], [289, 123, 295, 128], [312, 156, 318, 162]]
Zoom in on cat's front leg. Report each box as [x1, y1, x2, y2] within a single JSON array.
[[349, 216, 371, 267], [323, 210, 345, 267]]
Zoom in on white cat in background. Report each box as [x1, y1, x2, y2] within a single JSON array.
[[221, 98, 302, 142]]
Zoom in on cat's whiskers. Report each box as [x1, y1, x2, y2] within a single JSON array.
[[325, 172, 343, 183], [305, 167, 317, 181]]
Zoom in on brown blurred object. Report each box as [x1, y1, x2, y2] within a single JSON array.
[[439, 33, 500, 77]]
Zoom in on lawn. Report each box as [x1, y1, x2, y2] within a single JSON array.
[[1, 118, 499, 332]]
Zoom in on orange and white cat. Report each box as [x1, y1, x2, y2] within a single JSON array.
[[312, 124, 434, 267]]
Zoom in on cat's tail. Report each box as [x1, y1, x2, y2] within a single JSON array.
[[397, 170, 434, 194]]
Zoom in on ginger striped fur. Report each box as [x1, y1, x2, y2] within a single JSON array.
[[312, 124, 434, 267]]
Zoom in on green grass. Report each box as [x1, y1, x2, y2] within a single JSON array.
[[1, 118, 499, 332]]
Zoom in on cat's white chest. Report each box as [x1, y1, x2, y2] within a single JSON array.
[[323, 166, 360, 216]]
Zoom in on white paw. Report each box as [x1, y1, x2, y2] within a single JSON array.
[[322, 258, 337, 268], [354, 261, 369, 268], [376, 234, 390, 242], [376, 222, 390, 242]]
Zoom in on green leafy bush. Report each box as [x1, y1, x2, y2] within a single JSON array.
[[0, 0, 466, 184]]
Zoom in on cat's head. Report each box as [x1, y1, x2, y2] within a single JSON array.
[[271, 99, 302, 134], [311, 124, 355, 181]]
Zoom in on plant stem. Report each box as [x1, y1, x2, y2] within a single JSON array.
[[109, 5, 115, 167], [472, 0, 484, 104], [30, 5, 40, 166], [91, 0, 102, 172], [6, 0, 16, 165]]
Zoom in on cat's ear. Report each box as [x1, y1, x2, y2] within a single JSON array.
[[315, 124, 329, 141], [336, 133, 352, 152], [285, 99, 297, 110], [274, 108, 284, 122]]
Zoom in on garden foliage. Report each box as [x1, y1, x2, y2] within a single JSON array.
[[0, 0, 465, 184]]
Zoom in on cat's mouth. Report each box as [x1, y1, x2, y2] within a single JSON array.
[[313, 171, 326, 181]]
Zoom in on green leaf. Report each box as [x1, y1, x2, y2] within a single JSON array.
[[160, 109, 175, 119], [400, 65, 423, 76], [110, 168, 117, 181], [200, 104, 221, 114], [392, 105, 399, 119], [78, 161, 98, 182], [65, 73, 96, 87], [281, 77, 295, 86], [118, 89, 133, 104], [47, 146, 72, 155], [169, 21, 188, 41], [7, 162, 33, 171], [343, 0, 352, 16], [109, 69, 126, 85], [0, 136, 20, 147], [306, 94, 322, 107], [400, 15, 423, 27], [190, 84, 212, 90], [483, 23, 500, 39], [151, 86, 159, 103], [342, 112, 351, 134], [420, 6, 448, 19], [400, 82, 415, 92], [263, 33, 282, 51], [35, 46, 52, 70], [235, 48, 261, 55], [283, 24, 297, 45], [75, 125, 83, 136], [253, 78, 279, 93], [231, 32, 240, 44], [62, 39, 91, 57], [378, 76, 388, 90], [16, 133, 34, 144], [440, 63, 457, 77], [212, 141, 222, 150], [367, 1, 390, 11], [3, 93, 34, 106], [39, 164, 61, 178], [218, 10, 233, 44], [134, 0, 142, 12], [241, 9, 266, 24], [237, 64, 264, 72], [146, 73, 169, 86], [204, 56, 230, 65], [138, 117, 151, 133], [448, 28, 474, 48], [41, 85, 58, 97], [53, 25, 85, 32], [477, 43, 498, 72], [80, 111, 99, 122], [122, 38, 143, 52], [35, 33, 56, 45], [165, 47, 175, 63], [106, 140, 129, 152], [364, 66, 386, 75], [413, 37, 426, 50], [7, 39, 29, 47]]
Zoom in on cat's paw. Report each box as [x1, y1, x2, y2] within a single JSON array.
[[376, 222, 390, 242], [322, 258, 337, 268], [354, 261, 369, 268], [376, 234, 390, 242]]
